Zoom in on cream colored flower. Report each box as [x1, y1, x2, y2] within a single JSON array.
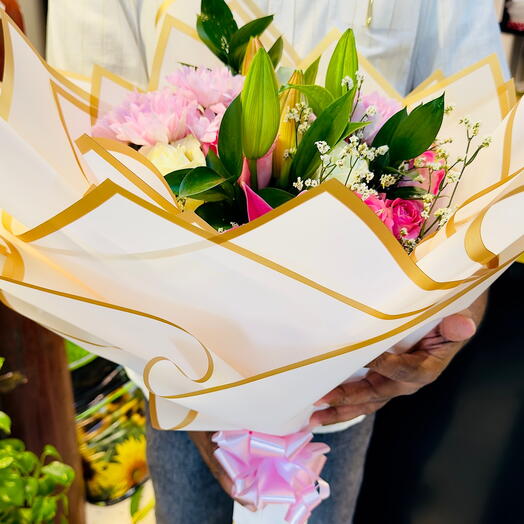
[[141, 135, 206, 175]]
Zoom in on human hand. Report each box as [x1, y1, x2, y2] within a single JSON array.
[[310, 292, 488, 426], [189, 431, 234, 496]]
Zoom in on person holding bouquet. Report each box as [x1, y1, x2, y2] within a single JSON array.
[[43, 1, 509, 522]]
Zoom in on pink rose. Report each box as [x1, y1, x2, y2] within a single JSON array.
[[362, 193, 394, 232], [388, 198, 424, 240]]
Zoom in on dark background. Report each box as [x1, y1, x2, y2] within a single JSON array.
[[355, 262, 524, 524]]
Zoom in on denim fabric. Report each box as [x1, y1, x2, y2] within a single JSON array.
[[146, 415, 375, 524]]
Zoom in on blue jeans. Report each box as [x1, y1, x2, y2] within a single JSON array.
[[146, 414, 374, 524]]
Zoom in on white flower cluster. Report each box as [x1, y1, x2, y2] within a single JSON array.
[[356, 70, 365, 89], [434, 206, 454, 226], [459, 116, 481, 137], [285, 102, 313, 134], [481, 136, 492, 148], [293, 177, 319, 191], [421, 193, 435, 219], [379, 174, 397, 188], [283, 147, 297, 159], [341, 76, 354, 90]]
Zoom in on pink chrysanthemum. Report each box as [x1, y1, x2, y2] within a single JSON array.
[[92, 89, 198, 146], [166, 66, 244, 113]]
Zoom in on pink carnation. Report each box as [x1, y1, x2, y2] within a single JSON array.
[[92, 89, 197, 146], [167, 66, 244, 113], [353, 92, 402, 144]]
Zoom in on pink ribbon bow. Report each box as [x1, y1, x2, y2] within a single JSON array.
[[213, 429, 330, 524]]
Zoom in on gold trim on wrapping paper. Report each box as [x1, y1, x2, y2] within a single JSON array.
[[76, 135, 180, 214], [145, 254, 520, 402], [155, 0, 179, 26], [501, 103, 519, 180], [144, 353, 214, 387], [149, 16, 199, 91], [0, 271, 215, 383], [409, 69, 445, 96], [404, 54, 507, 116], [445, 168, 524, 237], [0, 236, 24, 307], [56, 69, 91, 84], [464, 186, 524, 268], [42, 324, 122, 350], [13, 177, 478, 300], [0, 11, 92, 120], [149, 393, 198, 430], [90, 64, 143, 126], [50, 81, 93, 186], [9, 179, 446, 319]]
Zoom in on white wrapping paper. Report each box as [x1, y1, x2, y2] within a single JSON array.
[[0, 8, 523, 524]]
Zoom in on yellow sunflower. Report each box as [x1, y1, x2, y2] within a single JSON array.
[[98, 436, 149, 499]]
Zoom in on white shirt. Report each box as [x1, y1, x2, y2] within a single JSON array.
[[47, 0, 509, 94]]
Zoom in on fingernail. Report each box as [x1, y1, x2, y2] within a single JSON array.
[[314, 402, 330, 409], [310, 414, 321, 426]]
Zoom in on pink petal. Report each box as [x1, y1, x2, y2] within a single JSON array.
[[241, 183, 272, 222]]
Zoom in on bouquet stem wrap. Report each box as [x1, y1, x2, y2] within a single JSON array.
[[213, 429, 330, 524]]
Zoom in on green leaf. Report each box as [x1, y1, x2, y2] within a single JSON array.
[[40, 445, 61, 463], [241, 48, 280, 160], [0, 456, 14, 469], [0, 439, 24, 453], [195, 201, 237, 230], [201, 0, 238, 41], [218, 96, 243, 178], [164, 169, 192, 196], [196, 17, 227, 63], [0, 476, 25, 506], [41, 496, 57, 521], [206, 149, 231, 180], [257, 188, 295, 207], [0, 357, 5, 370], [229, 15, 274, 71], [268, 36, 284, 69], [130, 485, 144, 517], [289, 91, 353, 181], [304, 56, 321, 85], [0, 411, 11, 435], [340, 121, 369, 140], [178, 167, 225, 198], [388, 94, 445, 164], [24, 477, 39, 506], [372, 107, 408, 147], [325, 29, 358, 99], [17, 451, 39, 475], [284, 84, 334, 116], [386, 186, 428, 200], [40, 462, 75, 487], [197, 0, 238, 64]]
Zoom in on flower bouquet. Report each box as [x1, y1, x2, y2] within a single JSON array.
[[0, 1, 523, 522]]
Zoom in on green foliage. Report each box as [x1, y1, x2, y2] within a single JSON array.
[[303, 56, 321, 85], [0, 411, 74, 524], [241, 49, 280, 161], [257, 187, 295, 207], [288, 92, 362, 183], [197, 0, 274, 73], [218, 96, 243, 178], [325, 29, 358, 100], [268, 36, 284, 69]]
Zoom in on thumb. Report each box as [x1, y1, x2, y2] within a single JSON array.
[[439, 311, 477, 342]]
